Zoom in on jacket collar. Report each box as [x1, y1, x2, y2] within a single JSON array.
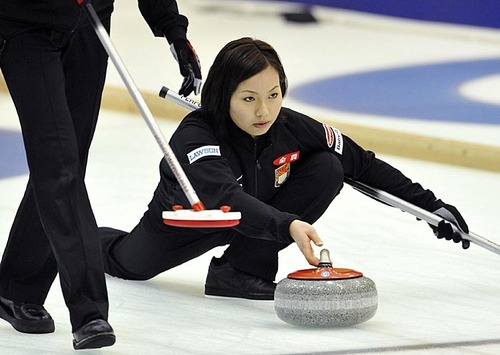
[[226, 114, 278, 152]]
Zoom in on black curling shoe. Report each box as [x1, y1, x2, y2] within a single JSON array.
[[73, 319, 116, 350], [205, 257, 276, 300], [0, 296, 55, 334]]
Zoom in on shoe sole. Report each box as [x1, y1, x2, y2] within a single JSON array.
[[205, 287, 274, 301], [0, 305, 55, 334], [73, 332, 116, 350]]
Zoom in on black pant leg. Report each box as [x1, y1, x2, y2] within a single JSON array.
[[63, 19, 109, 169], [0, 24, 110, 331], [100, 210, 234, 281], [0, 184, 57, 303]]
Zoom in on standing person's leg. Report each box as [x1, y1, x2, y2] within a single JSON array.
[[57, 19, 112, 332], [63, 19, 109, 170], [0, 181, 56, 334], [0, 22, 112, 344], [0, 29, 68, 334], [205, 151, 343, 299]]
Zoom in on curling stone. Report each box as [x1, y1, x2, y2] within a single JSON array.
[[274, 249, 377, 327]]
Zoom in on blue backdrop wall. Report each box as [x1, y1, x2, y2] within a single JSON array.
[[278, 0, 500, 29]]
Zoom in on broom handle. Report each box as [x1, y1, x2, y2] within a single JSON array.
[[78, 0, 204, 211], [160, 86, 500, 255], [345, 178, 500, 255]]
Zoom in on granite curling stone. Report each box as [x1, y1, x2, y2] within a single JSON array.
[[274, 249, 377, 327]]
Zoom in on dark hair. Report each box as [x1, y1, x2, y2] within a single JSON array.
[[201, 37, 288, 139]]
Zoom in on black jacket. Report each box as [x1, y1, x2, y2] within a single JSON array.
[[153, 107, 438, 244], [0, 0, 187, 42]]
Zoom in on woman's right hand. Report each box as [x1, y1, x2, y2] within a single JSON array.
[[289, 219, 324, 266]]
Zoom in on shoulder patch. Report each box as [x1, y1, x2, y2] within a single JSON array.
[[322, 123, 343, 154], [187, 145, 221, 164]]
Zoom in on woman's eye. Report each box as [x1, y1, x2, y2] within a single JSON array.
[[244, 97, 255, 102], [269, 92, 279, 99]]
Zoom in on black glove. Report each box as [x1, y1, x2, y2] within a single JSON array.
[[430, 200, 470, 249], [170, 39, 202, 96]]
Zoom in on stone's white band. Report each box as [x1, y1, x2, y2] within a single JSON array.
[[275, 292, 378, 311]]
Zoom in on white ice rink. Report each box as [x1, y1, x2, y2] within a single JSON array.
[[1, 1, 500, 353]]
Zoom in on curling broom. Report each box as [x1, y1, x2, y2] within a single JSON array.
[[77, 0, 240, 228]]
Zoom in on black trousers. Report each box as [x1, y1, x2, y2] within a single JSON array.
[[101, 151, 344, 282], [0, 21, 110, 331]]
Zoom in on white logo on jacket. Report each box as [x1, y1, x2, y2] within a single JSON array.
[[187, 145, 221, 164]]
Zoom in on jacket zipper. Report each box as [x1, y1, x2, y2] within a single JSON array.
[[70, 9, 84, 33], [254, 141, 260, 198]]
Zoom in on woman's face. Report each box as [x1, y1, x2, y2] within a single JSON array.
[[229, 65, 283, 138]]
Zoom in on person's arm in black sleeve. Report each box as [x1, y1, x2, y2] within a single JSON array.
[[342, 137, 470, 249], [138, 0, 202, 96], [164, 114, 300, 246], [284, 109, 470, 250]]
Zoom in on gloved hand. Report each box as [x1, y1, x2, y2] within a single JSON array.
[[430, 200, 470, 249], [170, 39, 202, 96]]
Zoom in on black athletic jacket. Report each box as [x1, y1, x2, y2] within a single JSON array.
[[0, 0, 187, 42], [154, 108, 438, 244]]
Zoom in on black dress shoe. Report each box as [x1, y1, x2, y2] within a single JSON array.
[[73, 319, 116, 350], [205, 257, 276, 300], [0, 296, 55, 334]]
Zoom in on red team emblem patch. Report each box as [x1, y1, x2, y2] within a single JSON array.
[[275, 163, 290, 187], [273, 151, 299, 187]]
